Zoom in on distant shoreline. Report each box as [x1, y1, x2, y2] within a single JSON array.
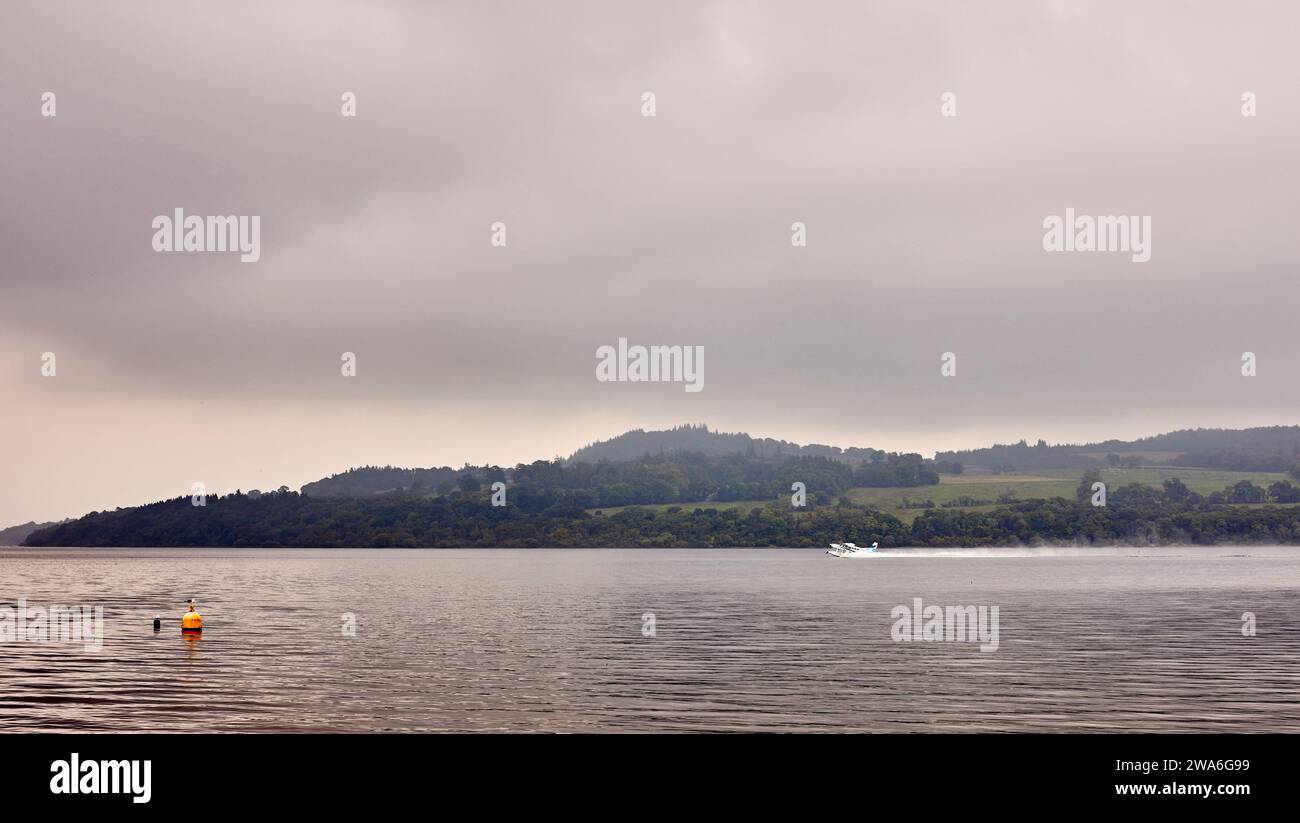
[[3, 543, 1296, 552]]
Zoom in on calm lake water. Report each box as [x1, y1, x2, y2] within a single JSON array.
[[1, 547, 1297, 732]]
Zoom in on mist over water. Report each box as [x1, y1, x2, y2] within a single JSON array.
[[2, 547, 1297, 732]]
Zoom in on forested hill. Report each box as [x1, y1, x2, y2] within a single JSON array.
[[25, 484, 1300, 548], [252, 423, 1300, 501], [301, 465, 475, 498], [935, 426, 1300, 473], [301, 450, 938, 506], [0, 519, 68, 546], [568, 424, 890, 463], [23, 423, 1300, 548]]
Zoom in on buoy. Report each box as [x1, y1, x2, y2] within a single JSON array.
[[181, 599, 203, 633], [153, 616, 161, 631]]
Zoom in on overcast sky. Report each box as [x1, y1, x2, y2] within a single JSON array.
[[3, 1, 1299, 525]]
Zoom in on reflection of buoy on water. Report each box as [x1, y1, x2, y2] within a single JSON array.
[[153, 615, 161, 632]]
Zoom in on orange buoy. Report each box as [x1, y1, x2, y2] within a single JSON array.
[[181, 599, 203, 633]]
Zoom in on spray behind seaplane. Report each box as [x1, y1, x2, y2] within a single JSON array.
[[826, 541, 878, 558]]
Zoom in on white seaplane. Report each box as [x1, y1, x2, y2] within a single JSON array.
[[826, 541, 878, 558]]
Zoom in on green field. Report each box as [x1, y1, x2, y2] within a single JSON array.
[[588, 466, 1291, 524], [853, 467, 1289, 522], [843, 474, 1072, 522], [1035, 467, 1288, 494]]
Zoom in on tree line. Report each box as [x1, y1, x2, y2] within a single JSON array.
[[24, 475, 1300, 548], [301, 450, 939, 511]]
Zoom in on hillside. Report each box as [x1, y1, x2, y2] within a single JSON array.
[[300, 427, 936, 503], [303, 450, 938, 512], [24, 479, 1300, 548], [567, 424, 889, 464], [17, 423, 1300, 548], [301, 465, 471, 498], [934, 426, 1300, 473], [302, 424, 1300, 502], [0, 519, 67, 546]]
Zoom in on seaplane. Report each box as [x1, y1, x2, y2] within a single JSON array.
[[826, 541, 878, 558]]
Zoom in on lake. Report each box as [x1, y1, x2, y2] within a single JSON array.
[[1, 547, 1297, 732]]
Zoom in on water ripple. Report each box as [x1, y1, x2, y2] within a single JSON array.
[[0, 547, 1297, 732]]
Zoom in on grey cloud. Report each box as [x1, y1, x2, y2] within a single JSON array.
[[2, 0, 1299, 523]]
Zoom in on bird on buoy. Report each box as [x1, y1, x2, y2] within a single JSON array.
[[153, 615, 161, 631], [181, 599, 203, 634]]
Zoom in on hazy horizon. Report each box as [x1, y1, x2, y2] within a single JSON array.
[[5, 1, 1300, 525]]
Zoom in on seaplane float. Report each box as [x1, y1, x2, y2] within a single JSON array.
[[826, 541, 878, 558]]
